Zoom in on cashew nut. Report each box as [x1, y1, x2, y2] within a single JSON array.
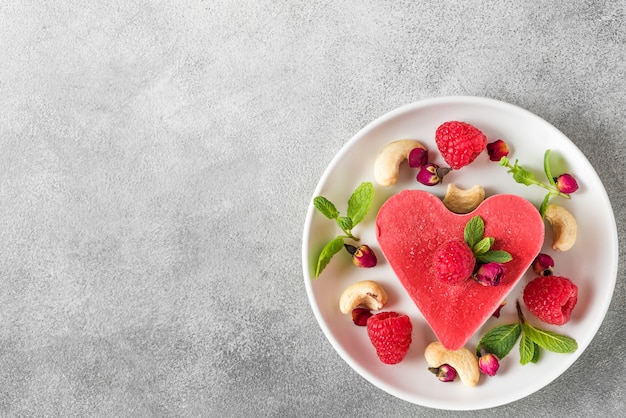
[[374, 139, 426, 186], [339, 280, 388, 314], [544, 204, 577, 251], [424, 342, 480, 387], [442, 183, 485, 214]]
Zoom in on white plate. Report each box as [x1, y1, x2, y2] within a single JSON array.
[[301, 96, 618, 410]]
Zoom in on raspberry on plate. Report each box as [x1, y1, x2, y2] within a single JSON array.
[[432, 239, 476, 285], [435, 121, 488, 170], [366, 312, 412, 364], [522, 276, 578, 325]]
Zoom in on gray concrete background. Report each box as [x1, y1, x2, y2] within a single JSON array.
[[1, 1, 625, 416]]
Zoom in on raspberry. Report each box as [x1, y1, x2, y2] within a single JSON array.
[[432, 240, 476, 285], [435, 121, 488, 169], [522, 276, 578, 325], [366, 312, 412, 364]]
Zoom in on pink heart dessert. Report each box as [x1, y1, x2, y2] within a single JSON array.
[[376, 190, 544, 350]]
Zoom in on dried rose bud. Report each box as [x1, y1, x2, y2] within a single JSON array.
[[351, 308, 373, 326], [486, 139, 509, 161], [478, 353, 500, 376], [555, 173, 579, 194], [492, 300, 506, 318], [532, 253, 554, 276], [408, 147, 429, 168], [416, 163, 450, 186], [344, 244, 377, 268], [474, 262, 504, 286], [428, 364, 457, 382]]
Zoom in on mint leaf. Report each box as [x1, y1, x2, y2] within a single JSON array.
[[476, 323, 521, 359], [347, 182, 374, 226], [473, 237, 494, 255], [543, 149, 556, 186], [539, 192, 551, 218], [519, 329, 536, 365], [512, 163, 537, 186], [500, 151, 573, 203], [312, 182, 376, 278], [531, 342, 541, 363], [315, 236, 345, 278], [464, 216, 485, 248], [524, 324, 578, 354], [336, 216, 353, 233], [475, 250, 513, 264], [314, 196, 339, 219]]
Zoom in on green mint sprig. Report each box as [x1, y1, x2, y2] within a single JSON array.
[[476, 300, 578, 365], [312, 182, 374, 278], [464, 216, 512, 264], [499, 149, 570, 217]]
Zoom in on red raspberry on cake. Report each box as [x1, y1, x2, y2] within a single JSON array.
[[432, 240, 476, 285], [435, 121, 488, 169], [522, 276, 578, 325], [366, 311, 412, 364]]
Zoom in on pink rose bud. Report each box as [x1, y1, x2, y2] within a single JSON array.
[[486, 139, 509, 161], [532, 253, 554, 276], [417, 163, 450, 186], [474, 262, 504, 286], [428, 364, 457, 382], [555, 173, 579, 194], [408, 147, 429, 168], [344, 244, 377, 268], [479, 353, 500, 376], [351, 308, 373, 326], [492, 300, 506, 318]]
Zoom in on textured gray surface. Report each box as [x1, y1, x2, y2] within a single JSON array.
[[1, 0, 624, 416]]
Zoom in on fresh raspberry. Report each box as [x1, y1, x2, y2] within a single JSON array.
[[432, 240, 476, 285], [366, 312, 412, 364], [522, 276, 578, 325], [435, 121, 488, 169]]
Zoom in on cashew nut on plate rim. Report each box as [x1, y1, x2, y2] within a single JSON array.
[[544, 203, 577, 252], [338, 280, 388, 314], [442, 183, 485, 214], [424, 341, 480, 387], [374, 139, 426, 186]]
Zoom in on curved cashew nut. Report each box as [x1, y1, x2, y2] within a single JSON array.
[[544, 204, 577, 251], [424, 342, 480, 387], [339, 280, 388, 314], [374, 139, 426, 186], [442, 183, 485, 214]]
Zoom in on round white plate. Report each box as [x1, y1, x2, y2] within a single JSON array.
[[301, 96, 618, 410]]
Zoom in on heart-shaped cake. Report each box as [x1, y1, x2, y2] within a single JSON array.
[[376, 190, 544, 350]]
